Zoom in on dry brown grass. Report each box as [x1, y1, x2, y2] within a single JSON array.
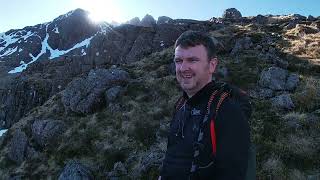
[[283, 25, 320, 59]]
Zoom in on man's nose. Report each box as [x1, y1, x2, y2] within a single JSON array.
[[179, 61, 189, 71]]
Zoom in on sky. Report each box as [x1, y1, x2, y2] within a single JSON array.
[[1, 0, 320, 33]]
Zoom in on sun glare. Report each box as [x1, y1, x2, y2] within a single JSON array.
[[74, 0, 124, 23]]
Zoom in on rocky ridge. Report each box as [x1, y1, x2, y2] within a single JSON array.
[[0, 8, 319, 179]]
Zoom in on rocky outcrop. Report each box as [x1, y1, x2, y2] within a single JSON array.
[[47, 8, 99, 50], [222, 8, 242, 19], [7, 130, 28, 164], [258, 67, 299, 91], [157, 16, 173, 24], [125, 29, 155, 62], [254, 15, 268, 24], [0, 77, 53, 128], [31, 119, 66, 147], [61, 68, 129, 114], [58, 160, 94, 180], [126, 17, 140, 26], [140, 14, 156, 27]]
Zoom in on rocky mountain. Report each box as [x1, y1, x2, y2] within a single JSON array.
[[0, 8, 319, 179]]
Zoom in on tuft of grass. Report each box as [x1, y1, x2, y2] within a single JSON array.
[[292, 76, 320, 112]]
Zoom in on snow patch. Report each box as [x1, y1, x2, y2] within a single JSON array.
[[81, 49, 86, 56], [99, 23, 112, 34], [53, 26, 59, 33], [160, 41, 165, 47], [48, 36, 93, 59], [0, 31, 34, 52], [0, 129, 8, 137], [0, 46, 18, 57]]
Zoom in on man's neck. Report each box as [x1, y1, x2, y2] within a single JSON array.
[[185, 81, 213, 98]]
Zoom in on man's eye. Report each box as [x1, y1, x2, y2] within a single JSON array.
[[175, 59, 182, 63]]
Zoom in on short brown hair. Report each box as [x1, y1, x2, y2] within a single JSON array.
[[174, 30, 217, 59]]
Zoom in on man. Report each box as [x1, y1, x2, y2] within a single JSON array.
[[159, 31, 250, 180]]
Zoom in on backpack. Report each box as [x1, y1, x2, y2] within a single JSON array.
[[175, 81, 256, 180]]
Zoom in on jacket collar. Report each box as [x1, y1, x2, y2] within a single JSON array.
[[183, 81, 217, 107]]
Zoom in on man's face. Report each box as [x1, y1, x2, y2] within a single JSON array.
[[174, 45, 218, 97]]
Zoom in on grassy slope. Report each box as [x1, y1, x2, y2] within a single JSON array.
[[0, 24, 319, 179]]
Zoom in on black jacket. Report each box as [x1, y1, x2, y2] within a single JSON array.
[[160, 81, 250, 180]]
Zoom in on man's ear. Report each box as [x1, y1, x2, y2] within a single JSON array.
[[209, 57, 218, 73]]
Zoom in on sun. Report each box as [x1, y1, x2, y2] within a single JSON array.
[[74, 0, 124, 23]]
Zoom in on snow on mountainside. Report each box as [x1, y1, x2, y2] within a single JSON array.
[[0, 9, 112, 74]]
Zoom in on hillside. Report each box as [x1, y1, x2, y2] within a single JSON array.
[[0, 8, 319, 179]]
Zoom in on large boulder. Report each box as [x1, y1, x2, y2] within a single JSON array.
[[157, 16, 173, 24], [58, 160, 94, 180], [31, 119, 66, 147], [222, 8, 242, 19], [7, 130, 29, 164], [61, 68, 129, 114], [258, 67, 299, 91]]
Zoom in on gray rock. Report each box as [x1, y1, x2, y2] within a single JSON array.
[[31, 119, 66, 147], [58, 160, 93, 180], [8, 130, 28, 164], [259, 67, 288, 90], [222, 8, 242, 19], [286, 73, 299, 91], [230, 37, 253, 56], [258, 88, 274, 98], [307, 15, 316, 21], [140, 14, 156, 27], [126, 31, 154, 62], [260, 51, 289, 69], [291, 14, 306, 21], [254, 14, 268, 24], [105, 86, 123, 103], [271, 94, 295, 110], [62, 68, 129, 114], [248, 88, 274, 99], [285, 21, 297, 30], [157, 16, 173, 24], [127, 17, 140, 26]]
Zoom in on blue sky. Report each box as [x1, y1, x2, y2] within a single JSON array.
[[1, 0, 319, 33]]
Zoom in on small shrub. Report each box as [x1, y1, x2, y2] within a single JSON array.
[[292, 76, 320, 112]]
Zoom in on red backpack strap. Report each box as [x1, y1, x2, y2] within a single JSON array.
[[210, 91, 230, 156], [210, 120, 217, 155]]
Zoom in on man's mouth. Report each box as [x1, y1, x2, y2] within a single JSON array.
[[182, 74, 193, 79]]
